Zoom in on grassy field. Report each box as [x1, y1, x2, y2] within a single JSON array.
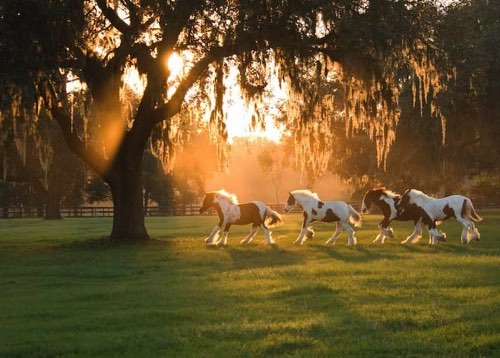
[[0, 212, 499, 357]]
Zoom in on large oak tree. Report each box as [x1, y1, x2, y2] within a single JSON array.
[[0, 0, 444, 241]]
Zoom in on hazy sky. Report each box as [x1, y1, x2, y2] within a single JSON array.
[[205, 139, 348, 204]]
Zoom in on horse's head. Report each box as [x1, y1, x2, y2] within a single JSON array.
[[361, 188, 388, 214], [199, 193, 216, 213], [361, 190, 376, 213], [284, 193, 296, 213]]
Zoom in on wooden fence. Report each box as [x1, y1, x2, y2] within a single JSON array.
[[2, 201, 499, 219], [1, 204, 291, 219]]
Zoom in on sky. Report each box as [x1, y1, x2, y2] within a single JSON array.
[[204, 139, 348, 204]]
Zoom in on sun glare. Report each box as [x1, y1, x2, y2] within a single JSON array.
[[224, 100, 286, 144], [167, 52, 183, 79], [123, 65, 145, 94], [222, 65, 287, 144]]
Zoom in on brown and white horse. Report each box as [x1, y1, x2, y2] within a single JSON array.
[[199, 190, 283, 246], [361, 188, 423, 244], [284, 190, 361, 246], [396, 189, 482, 244]]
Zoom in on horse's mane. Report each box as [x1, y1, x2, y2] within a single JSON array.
[[408, 189, 433, 200], [291, 189, 320, 200], [379, 188, 399, 198], [211, 190, 239, 204]]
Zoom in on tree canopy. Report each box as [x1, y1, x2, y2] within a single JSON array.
[[0, 0, 451, 240]]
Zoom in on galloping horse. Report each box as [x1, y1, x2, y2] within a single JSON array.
[[396, 189, 482, 244], [199, 190, 283, 246], [361, 187, 423, 244], [284, 190, 362, 246]]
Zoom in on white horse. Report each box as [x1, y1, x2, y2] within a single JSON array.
[[284, 189, 362, 246], [396, 189, 482, 244], [199, 190, 283, 246], [361, 187, 424, 244]]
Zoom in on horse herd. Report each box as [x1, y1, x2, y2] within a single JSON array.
[[199, 188, 483, 246]]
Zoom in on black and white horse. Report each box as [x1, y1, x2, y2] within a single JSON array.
[[361, 187, 424, 244], [396, 189, 482, 244], [199, 190, 283, 246], [284, 190, 362, 246]]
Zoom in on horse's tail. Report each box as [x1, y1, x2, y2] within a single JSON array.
[[264, 206, 284, 228], [348, 205, 362, 227], [464, 198, 483, 222]]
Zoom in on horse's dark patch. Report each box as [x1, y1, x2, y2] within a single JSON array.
[[396, 203, 421, 223], [311, 208, 317, 216], [442, 204, 455, 220], [233, 203, 263, 226], [287, 194, 295, 206], [415, 205, 434, 228], [323, 208, 340, 223], [318, 201, 324, 209], [377, 200, 392, 225], [461, 199, 467, 217], [302, 211, 308, 228]]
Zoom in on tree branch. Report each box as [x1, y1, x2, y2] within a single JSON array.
[[149, 40, 259, 126], [42, 82, 109, 179], [95, 0, 131, 35]]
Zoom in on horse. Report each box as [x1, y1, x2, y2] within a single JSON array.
[[361, 187, 424, 244], [284, 189, 362, 246], [396, 189, 482, 244], [199, 190, 283, 246]]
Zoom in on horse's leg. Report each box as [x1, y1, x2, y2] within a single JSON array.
[[402, 219, 422, 244], [217, 223, 231, 246], [294, 214, 310, 245], [260, 224, 275, 245], [411, 220, 423, 243], [205, 222, 223, 244], [325, 222, 342, 245], [241, 224, 258, 245], [379, 217, 394, 238], [373, 223, 386, 244], [305, 227, 315, 240], [429, 223, 446, 244], [456, 216, 473, 244], [342, 222, 357, 246], [468, 222, 480, 241]]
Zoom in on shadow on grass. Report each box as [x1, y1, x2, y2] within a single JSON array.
[[225, 245, 307, 270], [399, 241, 498, 256], [312, 245, 402, 262], [54, 236, 168, 250]]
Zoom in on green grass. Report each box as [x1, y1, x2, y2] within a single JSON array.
[[1, 212, 499, 357]]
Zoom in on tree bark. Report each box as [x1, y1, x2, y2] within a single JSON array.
[[107, 138, 149, 242], [44, 189, 62, 220]]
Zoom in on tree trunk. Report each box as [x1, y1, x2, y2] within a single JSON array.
[[107, 145, 149, 242], [44, 190, 62, 220]]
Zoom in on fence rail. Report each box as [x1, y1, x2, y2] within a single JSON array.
[[2, 201, 499, 219], [1, 204, 293, 219]]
